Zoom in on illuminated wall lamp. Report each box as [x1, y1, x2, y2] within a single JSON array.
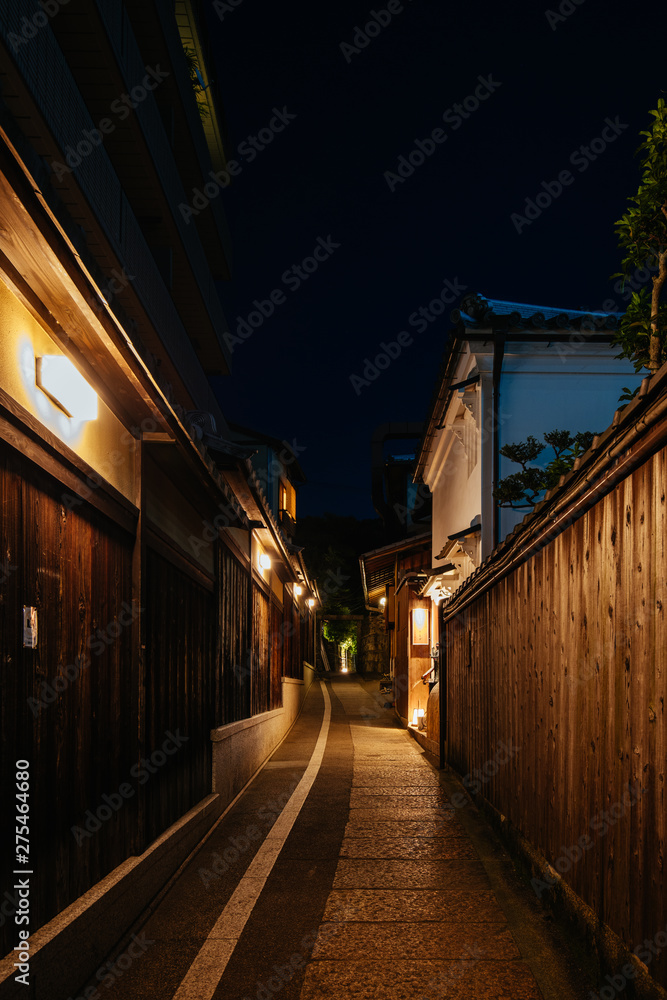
[[379, 597, 387, 607], [259, 553, 271, 570], [295, 585, 303, 595], [36, 355, 97, 421], [307, 598, 315, 608]]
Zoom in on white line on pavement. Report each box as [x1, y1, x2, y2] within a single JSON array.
[[172, 680, 332, 1000]]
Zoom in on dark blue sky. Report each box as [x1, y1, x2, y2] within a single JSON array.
[[206, 0, 664, 518]]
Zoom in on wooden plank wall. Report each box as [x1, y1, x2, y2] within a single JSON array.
[[143, 548, 215, 846], [0, 443, 313, 951], [444, 445, 667, 989], [251, 584, 270, 717], [218, 544, 251, 724], [270, 600, 283, 709], [0, 444, 136, 958]]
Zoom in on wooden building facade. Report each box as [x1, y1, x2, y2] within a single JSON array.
[[360, 533, 438, 747], [0, 2, 317, 993]]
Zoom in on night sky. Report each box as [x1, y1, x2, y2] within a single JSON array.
[[205, 0, 665, 519]]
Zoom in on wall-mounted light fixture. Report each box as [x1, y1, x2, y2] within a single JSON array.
[[259, 553, 271, 570], [295, 585, 303, 596], [36, 355, 97, 421], [379, 597, 387, 607], [307, 598, 315, 608], [412, 607, 429, 645]]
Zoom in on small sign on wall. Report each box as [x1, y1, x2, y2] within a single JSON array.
[[23, 607, 38, 648]]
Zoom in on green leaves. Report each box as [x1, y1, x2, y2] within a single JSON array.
[[612, 287, 667, 372], [493, 429, 597, 510], [612, 99, 667, 375]]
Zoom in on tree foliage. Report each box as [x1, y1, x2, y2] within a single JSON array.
[[612, 98, 667, 373], [493, 430, 596, 509], [296, 514, 384, 657]]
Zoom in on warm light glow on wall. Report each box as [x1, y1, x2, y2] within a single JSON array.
[[412, 607, 429, 645], [36, 355, 97, 421], [307, 598, 315, 608], [295, 585, 303, 595], [259, 553, 271, 570], [380, 597, 386, 607]]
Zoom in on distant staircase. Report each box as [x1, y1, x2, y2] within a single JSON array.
[[319, 637, 332, 672]]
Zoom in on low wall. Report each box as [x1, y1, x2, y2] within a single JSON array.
[[0, 665, 317, 1000], [211, 666, 316, 805], [0, 794, 221, 1000]]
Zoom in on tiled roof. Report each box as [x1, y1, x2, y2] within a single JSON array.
[[451, 293, 621, 332]]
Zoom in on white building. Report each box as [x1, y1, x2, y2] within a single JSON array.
[[414, 293, 643, 602]]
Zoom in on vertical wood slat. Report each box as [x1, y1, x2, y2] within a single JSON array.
[[0, 444, 135, 957], [143, 547, 214, 846], [251, 584, 270, 716], [443, 442, 667, 991], [270, 600, 283, 709], [218, 544, 250, 724]]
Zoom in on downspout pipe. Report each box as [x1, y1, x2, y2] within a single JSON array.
[[438, 598, 447, 769], [492, 332, 506, 550]]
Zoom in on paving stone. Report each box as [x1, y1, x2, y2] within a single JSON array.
[[311, 921, 519, 960], [352, 773, 440, 786], [339, 837, 477, 860], [344, 819, 467, 839], [350, 785, 443, 795], [349, 807, 457, 823], [322, 889, 507, 923], [299, 959, 543, 999], [333, 859, 490, 890], [350, 793, 445, 810]]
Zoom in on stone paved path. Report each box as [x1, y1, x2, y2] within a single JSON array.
[[73, 676, 593, 1000], [299, 681, 546, 999]]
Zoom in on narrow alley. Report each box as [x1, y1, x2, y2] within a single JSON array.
[[77, 677, 593, 1000]]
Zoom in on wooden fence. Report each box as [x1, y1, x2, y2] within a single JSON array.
[[442, 437, 667, 989]]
